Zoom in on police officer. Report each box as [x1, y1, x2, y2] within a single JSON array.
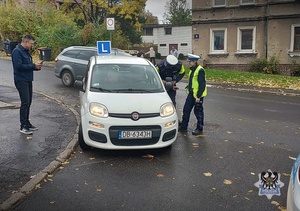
[[178, 54, 207, 135], [156, 55, 185, 107]]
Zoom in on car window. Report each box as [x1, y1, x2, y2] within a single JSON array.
[[77, 50, 97, 61], [62, 50, 81, 59], [90, 64, 164, 93]]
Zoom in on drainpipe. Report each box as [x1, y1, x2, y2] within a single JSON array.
[[265, 0, 269, 60]]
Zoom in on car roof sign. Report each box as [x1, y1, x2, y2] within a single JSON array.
[[97, 41, 111, 55]]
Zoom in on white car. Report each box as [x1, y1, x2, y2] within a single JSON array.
[[75, 55, 178, 150], [287, 154, 300, 211]]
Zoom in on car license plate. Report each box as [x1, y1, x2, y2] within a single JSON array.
[[119, 130, 152, 139]]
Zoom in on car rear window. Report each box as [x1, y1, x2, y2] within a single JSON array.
[[62, 50, 81, 58], [77, 50, 97, 61]]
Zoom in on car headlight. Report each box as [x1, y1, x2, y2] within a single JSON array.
[[160, 102, 175, 117], [89, 102, 108, 118]]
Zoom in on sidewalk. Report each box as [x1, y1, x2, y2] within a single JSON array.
[[0, 85, 79, 210]]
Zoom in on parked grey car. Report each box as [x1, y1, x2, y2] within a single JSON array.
[[54, 46, 131, 86]]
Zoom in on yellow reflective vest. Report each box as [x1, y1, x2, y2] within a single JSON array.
[[186, 65, 207, 98]]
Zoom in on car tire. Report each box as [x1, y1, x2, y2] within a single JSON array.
[[61, 70, 74, 87], [79, 124, 92, 150]]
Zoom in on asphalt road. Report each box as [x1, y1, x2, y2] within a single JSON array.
[[0, 58, 300, 210]]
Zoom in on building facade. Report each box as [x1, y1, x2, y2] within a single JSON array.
[[141, 24, 192, 57], [192, 0, 300, 73]]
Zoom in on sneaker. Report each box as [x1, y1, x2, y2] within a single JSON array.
[[20, 128, 33, 135], [192, 129, 203, 136], [28, 125, 38, 131], [178, 127, 187, 132]]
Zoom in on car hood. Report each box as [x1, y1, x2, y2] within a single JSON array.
[[87, 92, 171, 113]]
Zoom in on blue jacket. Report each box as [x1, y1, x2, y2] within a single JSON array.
[[12, 44, 36, 81]]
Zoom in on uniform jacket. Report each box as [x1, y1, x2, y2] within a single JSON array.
[[155, 60, 185, 82], [187, 65, 207, 98]]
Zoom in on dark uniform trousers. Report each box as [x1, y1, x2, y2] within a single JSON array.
[[167, 89, 177, 107], [181, 93, 204, 131]]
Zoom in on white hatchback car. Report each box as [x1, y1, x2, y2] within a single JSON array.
[[287, 154, 300, 211], [75, 55, 178, 150]]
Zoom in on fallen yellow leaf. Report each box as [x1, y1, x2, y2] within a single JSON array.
[[223, 179, 233, 185], [157, 173, 164, 178], [226, 131, 233, 134], [282, 173, 290, 177], [142, 154, 154, 159], [26, 136, 32, 140], [89, 157, 95, 160], [49, 201, 55, 204], [62, 161, 69, 165], [289, 156, 296, 161], [271, 201, 280, 206], [96, 188, 101, 192], [203, 172, 212, 177], [35, 184, 41, 189]]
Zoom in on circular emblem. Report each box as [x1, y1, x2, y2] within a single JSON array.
[[131, 112, 140, 121]]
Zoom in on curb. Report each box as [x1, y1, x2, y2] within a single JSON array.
[[0, 90, 80, 211]]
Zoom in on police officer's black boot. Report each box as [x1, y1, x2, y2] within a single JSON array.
[[192, 129, 203, 135]]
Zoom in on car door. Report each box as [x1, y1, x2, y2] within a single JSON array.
[[75, 50, 97, 80]]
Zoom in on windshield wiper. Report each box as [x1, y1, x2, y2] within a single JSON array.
[[113, 89, 153, 93], [90, 86, 112, 92]]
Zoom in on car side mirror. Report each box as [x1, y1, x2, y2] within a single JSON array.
[[165, 77, 173, 91], [74, 80, 84, 91]]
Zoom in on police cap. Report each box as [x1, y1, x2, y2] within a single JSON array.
[[166, 55, 178, 65], [187, 53, 200, 61]]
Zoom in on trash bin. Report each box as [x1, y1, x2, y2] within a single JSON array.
[[38, 47, 52, 61], [4, 41, 18, 55]]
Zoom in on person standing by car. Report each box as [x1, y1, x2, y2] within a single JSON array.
[[145, 47, 156, 65], [12, 34, 42, 135], [170, 46, 178, 58], [178, 54, 207, 136], [155, 55, 185, 108]]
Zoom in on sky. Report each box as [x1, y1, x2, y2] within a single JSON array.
[[145, 0, 192, 24]]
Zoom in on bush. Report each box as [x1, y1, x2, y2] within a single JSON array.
[[178, 53, 184, 60], [248, 58, 268, 73], [291, 60, 300, 76], [248, 54, 280, 74], [156, 52, 161, 59]]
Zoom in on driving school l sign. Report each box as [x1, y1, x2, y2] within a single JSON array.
[[106, 18, 115, 30], [97, 41, 111, 55]]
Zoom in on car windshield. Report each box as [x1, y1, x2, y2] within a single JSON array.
[[90, 64, 164, 93]]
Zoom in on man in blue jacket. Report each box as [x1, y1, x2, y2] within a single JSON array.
[[12, 34, 42, 135]]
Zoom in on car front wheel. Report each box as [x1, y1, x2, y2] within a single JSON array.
[[78, 124, 92, 150], [61, 70, 74, 87]]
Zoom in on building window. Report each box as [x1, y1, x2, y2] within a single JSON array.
[[160, 44, 167, 47], [143, 28, 153, 36], [237, 27, 256, 52], [165, 28, 172, 35], [214, 0, 225, 7], [291, 25, 300, 52], [181, 43, 188, 46], [210, 28, 227, 53], [240, 0, 254, 5]]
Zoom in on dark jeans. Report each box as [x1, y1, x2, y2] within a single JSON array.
[[181, 94, 204, 131], [14, 80, 33, 129], [150, 57, 156, 65]]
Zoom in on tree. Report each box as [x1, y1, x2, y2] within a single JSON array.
[[164, 0, 191, 25], [143, 10, 159, 24], [59, 0, 146, 44]]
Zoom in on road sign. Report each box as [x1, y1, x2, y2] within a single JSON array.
[[97, 41, 111, 55], [106, 18, 115, 30]]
